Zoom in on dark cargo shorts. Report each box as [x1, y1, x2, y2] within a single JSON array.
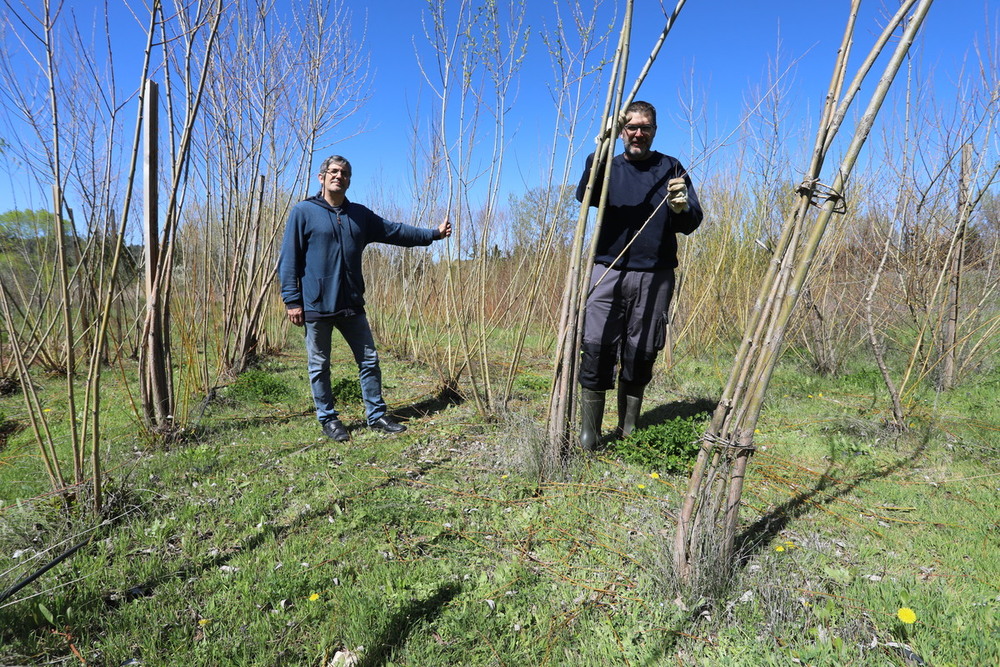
[[579, 264, 675, 391]]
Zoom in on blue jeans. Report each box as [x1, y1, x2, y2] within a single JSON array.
[[303, 314, 386, 425]]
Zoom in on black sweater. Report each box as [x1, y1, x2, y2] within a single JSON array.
[[576, 150, 702, 270]]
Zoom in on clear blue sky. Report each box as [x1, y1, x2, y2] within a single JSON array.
[[0, 0, 994, 215], [329, 0, 995, 209]]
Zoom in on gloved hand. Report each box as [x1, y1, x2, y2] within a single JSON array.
[[595, 112, 627, 145], [667, 177, 689, 213]]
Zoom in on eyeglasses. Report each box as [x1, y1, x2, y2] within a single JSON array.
[[623, 124, 655, 135]]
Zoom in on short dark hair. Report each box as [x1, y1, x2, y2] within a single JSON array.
[[318, 155, 352, 177], [625, 100, 656, 126]]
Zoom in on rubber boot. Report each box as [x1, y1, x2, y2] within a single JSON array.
[[616, 381, 645, 439], [579, 388, 606, 452]]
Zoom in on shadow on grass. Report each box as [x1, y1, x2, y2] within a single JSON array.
[[0, 450, 459, 652], [388, 383, 465, 424], [357, 582, 461, 667], [643, 397, 717, 426], [97, 451, 454, 608], [630, 435, 931, 664], [732, 435, 929, 566], [335, 383, 464, 433]]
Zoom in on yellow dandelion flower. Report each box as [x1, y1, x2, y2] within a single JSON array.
[[897, 607, 916, 624], [784, 540, 795, 549], [637, 484, 646, 490], [198, 619, 211, 626], [754, 429, 760, 434], [774, 545, 785, 552], [649, 472, 660, 479], [309, 593, 320, 602], [807, 394, 814, 399], [818, 392, 823, 398], [500, 474, 508, 479], [43, 408, 52, 413]]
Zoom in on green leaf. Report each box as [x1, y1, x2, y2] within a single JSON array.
[[38, 603, 55, 625]]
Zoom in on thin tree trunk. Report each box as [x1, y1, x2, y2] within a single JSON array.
[[939, 142, 972, 390]]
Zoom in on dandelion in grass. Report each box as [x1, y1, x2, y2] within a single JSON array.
[[774, 545, 785, 552], [649, 472, 660, 479], [897, 607, 916, 624], [784, 540, 796, 549], [637, 484, 646, 490], [309, 593, 320, 602], [198, 619, 211, 626]]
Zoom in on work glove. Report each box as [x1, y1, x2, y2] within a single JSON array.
[[667, 177, 689, 213], [595, 112, 627, 145]]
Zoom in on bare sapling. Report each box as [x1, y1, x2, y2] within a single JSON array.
[[866, 41, 1000, 420], [176, 0, 371, 390], [412, 0, 537, 415], [139, 0, 225, 430], [0, 0, 160, 512]]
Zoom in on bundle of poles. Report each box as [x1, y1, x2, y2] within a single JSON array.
[[547, 0, 935, 590]]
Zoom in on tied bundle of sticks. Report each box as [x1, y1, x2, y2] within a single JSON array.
[[674, 0, 935, 591]]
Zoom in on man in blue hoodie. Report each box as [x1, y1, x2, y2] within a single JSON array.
[[278, 155, 451, 441], [575, 101, 703, 450]]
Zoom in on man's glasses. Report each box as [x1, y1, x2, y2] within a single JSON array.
[[623, 124, 655, 135]]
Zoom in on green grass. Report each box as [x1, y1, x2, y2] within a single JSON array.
[[1, 343, 998, 665]]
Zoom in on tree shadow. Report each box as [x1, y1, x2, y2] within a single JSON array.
[[631, 435, 931, 664], [356, 582, 461, 667], [733, 436, 929, 566], [641, 396, 717, 426], [81, 454, 455, 616], [385, 384, 465, 424]]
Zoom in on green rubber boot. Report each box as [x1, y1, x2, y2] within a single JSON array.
[[616, 381, 645, 439], [579, 388, 606, 452]]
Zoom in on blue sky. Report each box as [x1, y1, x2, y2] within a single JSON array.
[[0, 0, 995, 215], [328, 0, 995, 208]]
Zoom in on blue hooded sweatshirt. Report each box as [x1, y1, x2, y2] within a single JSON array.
[[278, 195, 438, 315]]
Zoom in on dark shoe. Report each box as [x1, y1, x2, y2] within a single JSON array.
[[369, 416, 406, 434], [321, 419, 350, 442]]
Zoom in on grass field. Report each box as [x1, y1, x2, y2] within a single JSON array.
[[1, 341, 998, 666]]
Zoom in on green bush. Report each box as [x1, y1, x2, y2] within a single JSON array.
[[330, 376, 363, 403], [613, 412, 708, 473], [515, 373, 551, 393], [227, 369, 292, 403]]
